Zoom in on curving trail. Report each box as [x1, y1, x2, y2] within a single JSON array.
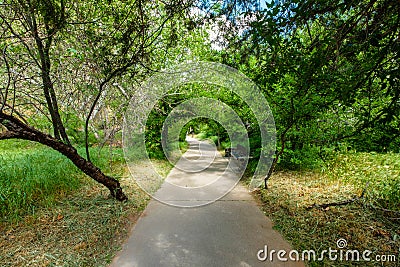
[[110, 137, 305, 267]]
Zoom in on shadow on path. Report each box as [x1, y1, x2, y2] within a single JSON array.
[[110, 137, 305, 267]]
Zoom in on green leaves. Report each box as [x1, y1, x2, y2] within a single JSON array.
[[218, 0, 400, 153]]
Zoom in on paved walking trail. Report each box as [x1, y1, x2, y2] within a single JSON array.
[[110, 138, 305, 267]]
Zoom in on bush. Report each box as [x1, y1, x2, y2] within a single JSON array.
[[277, 145, 324, 171]]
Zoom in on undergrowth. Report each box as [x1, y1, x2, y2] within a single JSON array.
[[0, 139, 168, 266], [257, 152, 400, 267], [0, 139, 125, 222]]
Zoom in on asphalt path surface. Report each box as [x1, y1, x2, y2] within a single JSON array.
[[110, 138, 305, 267]]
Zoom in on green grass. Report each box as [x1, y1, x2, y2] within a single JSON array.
[[326, 152, 400, 210], [256, 152, 400, 267], [0, 139, 155, 266], [0, 139, 125, 222], [0, 174, 150, 267], [0, 140, 82, 221], [3, 139, 398, 266], [179, 140, 189, 153]]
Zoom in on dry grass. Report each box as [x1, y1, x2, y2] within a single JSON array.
[[0, 159, 171, 267], [256, 171, 400, 267]]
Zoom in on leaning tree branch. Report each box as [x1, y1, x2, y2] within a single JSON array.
[[0, 103, 28, 125], [0, 111, 128, 201], [307, 182, 369, 210]]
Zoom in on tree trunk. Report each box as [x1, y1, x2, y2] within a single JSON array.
[[29, 7, 71, 145], [264, 121, 294, 189], [0, 112, 127, 201]]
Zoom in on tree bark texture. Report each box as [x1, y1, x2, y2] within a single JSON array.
[[0, 112, 128, 201]]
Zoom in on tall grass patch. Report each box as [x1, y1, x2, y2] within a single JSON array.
[[0, 140, 84, 221], [0, 140, 126, 222], [0, 149, 161, 267]]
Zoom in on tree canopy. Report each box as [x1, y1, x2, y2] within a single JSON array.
[[1, 0, 399, 198]]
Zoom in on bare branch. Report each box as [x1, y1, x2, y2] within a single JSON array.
[[307, 182, 369, 210]]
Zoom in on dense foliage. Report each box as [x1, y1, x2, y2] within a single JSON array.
[[1, 0, 399, 199], [224, 0, 399, 156]]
